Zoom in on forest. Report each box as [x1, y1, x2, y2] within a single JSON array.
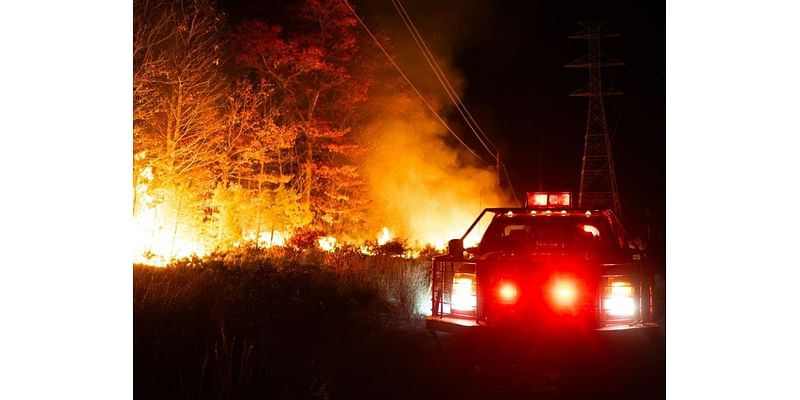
[[134, 0, 507, 266]]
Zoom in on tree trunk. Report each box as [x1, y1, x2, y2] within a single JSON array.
[[304, 142, 312, 208]]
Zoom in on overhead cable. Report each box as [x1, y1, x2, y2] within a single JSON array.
[[393, 0, 518, 201], [392, 0, 499, 160], [341, 0, 492, 166]]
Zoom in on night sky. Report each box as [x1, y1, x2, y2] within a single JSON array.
[[448, 1, 665, 214], [221, 0, 665, 240], [366, 0, 662, 240]]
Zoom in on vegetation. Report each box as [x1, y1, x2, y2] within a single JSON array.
[[134, 0, 395, 255], [134, 249, 431, 399]]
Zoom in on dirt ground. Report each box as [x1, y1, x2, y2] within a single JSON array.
[[330, 324, 665, 400]]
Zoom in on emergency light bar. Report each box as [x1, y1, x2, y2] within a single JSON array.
[[525, 192, 572, 209]]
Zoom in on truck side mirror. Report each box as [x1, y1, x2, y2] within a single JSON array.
[[448, 239, 464, 261]]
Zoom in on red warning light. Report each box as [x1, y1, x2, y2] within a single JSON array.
[[525, 192, 572, 208], [549, 192, 571, 207], [497, 281, 519, 304], [526, 193, 547, 207]]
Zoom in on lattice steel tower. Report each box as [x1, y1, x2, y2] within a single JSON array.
[[566, 21, 623, 215]]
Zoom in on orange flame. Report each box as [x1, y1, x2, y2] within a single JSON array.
[[377, 226, 393, 245], [133, 202, 208, 267], [133, 167, 208, 266], [318, 236, 337, 252]]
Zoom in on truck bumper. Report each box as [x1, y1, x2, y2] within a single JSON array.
[[426, 316, 660, 334], [596, 322, 659, 332], [425, 316, 481, 333]]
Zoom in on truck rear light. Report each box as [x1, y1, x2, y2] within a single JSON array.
[[552, 280, 577, 307], [603, 280, 636, 317], [451, 273, 476, 312], [497, 281, 519, 304]]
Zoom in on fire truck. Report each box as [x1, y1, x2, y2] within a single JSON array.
[[426, 192, 659, 340]]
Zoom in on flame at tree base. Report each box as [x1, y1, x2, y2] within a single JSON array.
[[133, 165, 505, 266], [133, 208, 489, 266], [133, 202, 209, 267]]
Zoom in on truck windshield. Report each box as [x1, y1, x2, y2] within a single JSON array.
[[477, 215, 613, 254]]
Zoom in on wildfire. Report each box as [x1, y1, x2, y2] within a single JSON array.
[[377, 226, 393, 245], [244, 230, 288, 248], [133, 203, 208, 267], [133, 167, 209, 267], [318, 236, 337, 252], [134, 171, 499, 266]]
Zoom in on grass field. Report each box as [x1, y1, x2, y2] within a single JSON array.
[[134, 247, 431, 399]]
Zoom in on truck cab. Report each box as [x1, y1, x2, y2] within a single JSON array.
[[426, 192, 658, 335]]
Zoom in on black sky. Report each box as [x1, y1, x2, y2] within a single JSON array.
[[220, 0, 665, 239]]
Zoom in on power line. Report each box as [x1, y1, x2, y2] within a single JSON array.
[[391, 0, 498, 160], [501, 162, 521, 205], [340, 0, 492, 166], [391, 0, 519, 203], [394, 0, 499, 153], [344, 0, 520, 202]]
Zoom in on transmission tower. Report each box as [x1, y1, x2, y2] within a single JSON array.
[[566, 21, 623, 215]]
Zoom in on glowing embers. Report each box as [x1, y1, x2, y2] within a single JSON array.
[[496, 281, 519, 304], [240, 230, 288, 248], [451, 273, 477, 312], [603, 279, 636, 317]]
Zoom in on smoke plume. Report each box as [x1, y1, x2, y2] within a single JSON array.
[[356, 0, 513, 247]]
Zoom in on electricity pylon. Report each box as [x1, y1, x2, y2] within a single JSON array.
[[566, 21, 623, 216]]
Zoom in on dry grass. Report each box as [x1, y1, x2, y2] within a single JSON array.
[[134, 247, 432, 399]]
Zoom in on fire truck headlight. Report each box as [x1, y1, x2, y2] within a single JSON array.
[[603, 281, 636, 317], [451, 273, 477, 312], [498, 282, 519, 304]]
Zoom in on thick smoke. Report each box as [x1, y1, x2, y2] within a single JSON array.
[[356, 0, 513, 247]]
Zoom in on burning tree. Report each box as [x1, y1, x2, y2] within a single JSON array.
[[133, 0, 227, 262], [132, 0, 375, 262], [132, 0, 482, 264], [211, 78, 312, 247], [230, 0, 375, 235], [134, 0, 226, 185]]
